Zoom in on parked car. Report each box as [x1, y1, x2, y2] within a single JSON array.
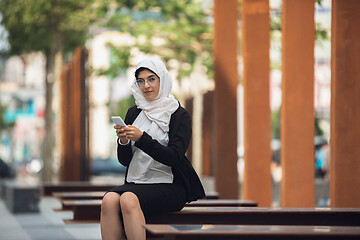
[[0, 158, 15, 179], [91, 157, 126, 176]]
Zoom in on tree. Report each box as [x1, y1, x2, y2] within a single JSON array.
[[99, 0, 213, 81], [0, 102, 6, 132], [0, 0, 103, 181], [91, 0, 213, 117]]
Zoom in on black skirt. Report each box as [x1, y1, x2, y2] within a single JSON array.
[[106, 179, 187, 218]]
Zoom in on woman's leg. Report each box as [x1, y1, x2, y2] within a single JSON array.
[[120, 192, 146, 240], [100, 192, 125, 240]]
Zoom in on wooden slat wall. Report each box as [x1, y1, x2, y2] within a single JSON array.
[[59, 47, 90, 181], [330, 0, 360, 207], [213, 0, 239, 199], [242, 0, 272, 207], [281, 0, 315, 207], [202, 91, 215, 177]]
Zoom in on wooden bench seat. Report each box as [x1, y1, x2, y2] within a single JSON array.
[[52, 190, 219, 200], [42, 182, 117, 196], [187, 199, 257, 207], [53, 191, 105, 200], [143, 224, 360, 240], [58, 198, 257, 212], [63, 206, 360, 227]]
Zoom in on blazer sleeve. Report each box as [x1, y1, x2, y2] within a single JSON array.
[[116, 107, 138, 166], [134, 107, 192, 170]]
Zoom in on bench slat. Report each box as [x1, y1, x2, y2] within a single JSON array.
[[52, 190, 219, 200], [43, 183, 117, 196], [63, 206, 360, 226], [58, 199, 257, 212], [144, 224, 360, 240]]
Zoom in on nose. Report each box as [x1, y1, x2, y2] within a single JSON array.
[[144, 80, 151, 88]]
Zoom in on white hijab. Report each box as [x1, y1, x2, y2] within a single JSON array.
[[127, 57, 179, 183], [131, 57, 179, 132]]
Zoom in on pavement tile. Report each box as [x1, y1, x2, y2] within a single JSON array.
[[0, 201, 32, 240]]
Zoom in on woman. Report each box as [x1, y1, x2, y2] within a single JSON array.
[[100, 57, 205, 240]]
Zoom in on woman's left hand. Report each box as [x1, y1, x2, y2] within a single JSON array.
[[124, 125, 143, 142]]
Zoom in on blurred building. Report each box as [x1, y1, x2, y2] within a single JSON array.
[[0, 52, 45, 164]]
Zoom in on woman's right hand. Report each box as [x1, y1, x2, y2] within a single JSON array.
[[114, 125, 128, 144]]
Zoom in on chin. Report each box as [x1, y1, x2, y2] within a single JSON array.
[[144, 96, 154, 101]]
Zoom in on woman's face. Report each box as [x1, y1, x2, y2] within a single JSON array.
[[136, 69, 160, 101]]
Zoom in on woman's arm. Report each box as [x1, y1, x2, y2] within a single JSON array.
[[134, 108, 192, 169], [116, 106, 140, 166], [117, 142, 132, 166]]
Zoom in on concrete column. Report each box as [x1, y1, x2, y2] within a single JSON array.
[[281, 0, 315, 207], [213, 0, 239, 199], [242, 0, 272, 207], [330, 0, 360, 207]]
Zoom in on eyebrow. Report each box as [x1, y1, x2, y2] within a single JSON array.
[[136, 75, 157, 80]]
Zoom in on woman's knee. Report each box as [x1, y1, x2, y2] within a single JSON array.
[[120, 192, 141, 215], [101, 192, 120, 214]]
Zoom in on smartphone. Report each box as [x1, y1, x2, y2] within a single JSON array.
[[111, 116, 126, 127]]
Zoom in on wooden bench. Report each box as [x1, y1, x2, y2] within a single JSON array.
[[58, 199, 257, 212], [63, 206, 360, 226], [52, 190, 219, 200], [187, 199, 257, 207], [53, 191, 105, 200], [143, 224, 360, 240], [42, 182, 117, 196], [51, 191, 223, 211]]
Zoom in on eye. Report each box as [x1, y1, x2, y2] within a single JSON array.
[[136, 79, 145, 84], [148, 77, 156, 82], [136, 79, 145, 87]]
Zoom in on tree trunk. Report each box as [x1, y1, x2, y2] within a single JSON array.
[[42, 49, 56, 182], [42, 31, 63, 182]]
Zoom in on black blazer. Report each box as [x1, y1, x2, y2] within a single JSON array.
[[117, 104, 205, 202]]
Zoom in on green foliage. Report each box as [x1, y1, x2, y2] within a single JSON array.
[[0, 102, 6, 132], [270, 13, 282, 32], [315, 22, 329, 45], [109, 94, 135, 120], [0, 102, 14, 134], [316, 0, 323, 6], [94, 44, 131, 79], [99, 0, 213, 80], [314, 116, 324, 136], [0, 0, 101, 55], [272, 107, 281, 139]]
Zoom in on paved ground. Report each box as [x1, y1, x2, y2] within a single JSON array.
[[0, 197, 101, 240], [0, 175, 124, 240]]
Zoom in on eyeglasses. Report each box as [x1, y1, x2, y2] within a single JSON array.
[[135, 76, 158, 88]]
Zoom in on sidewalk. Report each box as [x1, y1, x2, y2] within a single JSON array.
[[0, 197, 101, 240]]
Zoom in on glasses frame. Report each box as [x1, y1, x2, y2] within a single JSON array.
[[135, 75, 159, 88]]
